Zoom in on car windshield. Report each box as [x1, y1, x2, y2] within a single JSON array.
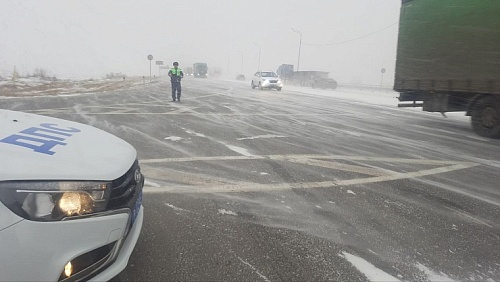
[[261, 72, 278, 77], [2, 1, 499, 282]]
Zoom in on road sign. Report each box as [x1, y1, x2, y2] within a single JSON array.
[[156, 61, 163, 65], [148, 55, 153, 82], [380, 68, 386, 87]]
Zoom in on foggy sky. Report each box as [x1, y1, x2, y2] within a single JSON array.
[[0, 0, 400, 85]]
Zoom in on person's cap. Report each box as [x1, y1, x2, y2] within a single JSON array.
[[173, 62, 179, 66]]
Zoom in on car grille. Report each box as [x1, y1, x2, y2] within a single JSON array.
[[108, 160, 142, 210], [270, 80, 278, 83]]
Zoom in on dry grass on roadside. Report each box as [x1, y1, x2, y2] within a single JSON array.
[[0, 76, 145, 97]]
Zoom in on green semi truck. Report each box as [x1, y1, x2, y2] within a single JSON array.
[[193, 63, 208, 78], [394, 0, 500, 138]]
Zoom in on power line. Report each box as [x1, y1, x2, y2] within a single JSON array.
[[303, 22, 398, 47]]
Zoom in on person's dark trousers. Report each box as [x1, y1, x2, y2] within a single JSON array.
[[171, 81, 182, 101]]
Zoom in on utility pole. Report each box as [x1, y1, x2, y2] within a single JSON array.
[[252, 42, 261, 71], [380, 68, 386, 88], [291, 28, 302, 71], [236, 49, 243, 74]]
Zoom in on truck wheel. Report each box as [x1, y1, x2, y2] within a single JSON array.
[[277, 87, 282, 91], [471, 97, 500, 138], [251, 81, 256, 89]]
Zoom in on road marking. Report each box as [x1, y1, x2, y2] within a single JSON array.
[[444, 206, 493, 228], [342, 252, 400, 282], [147, 95, 163, 103], [237, 134, 287, 141], [140, 155, 265, 164], [415, 263, 454, 282], [286, 157, 390, 177], [192, 93, 223, 99], [140, 154, 473, 165], [72, 112, 359, 116], [143, 180, 340, 194], [139, 154, 478, 194], [237, 257, 271, 282], [337, 163, 474, 186], [26, 104, 358, 117]]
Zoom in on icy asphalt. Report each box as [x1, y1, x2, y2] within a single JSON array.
[[2, 77, 499, 281]]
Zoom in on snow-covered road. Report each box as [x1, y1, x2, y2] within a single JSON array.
[[3, 77, 499, 281]]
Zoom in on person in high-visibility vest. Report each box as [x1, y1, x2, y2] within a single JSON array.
[[168, 62, 184, 102]]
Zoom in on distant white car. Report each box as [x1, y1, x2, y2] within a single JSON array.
[[0, 110, 144, 281], [251, 71, 283, 91]]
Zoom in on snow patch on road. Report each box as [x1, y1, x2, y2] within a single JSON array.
[[164, 136, 183, 141], [144, 180, 161, 187], [165, 203, 188, 212], [218, 209, 238, 216], [260, 172, 269, 175], [341, 252, 400, 281], [347, 190, 356, 195], [415, 263, 454, 282], [237, 134, 287, 141], [184, 128, 206, 137], [225, 144, 254, 156], [342, 130, 362, 137]]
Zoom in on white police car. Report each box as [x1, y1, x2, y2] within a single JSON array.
[[0, 110, 144, 281]]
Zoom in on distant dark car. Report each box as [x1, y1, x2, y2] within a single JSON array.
[[236, 74, 245, 81], [311, 76, 338, 90]]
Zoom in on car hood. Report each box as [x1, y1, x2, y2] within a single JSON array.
[[0, 110, 137, 181]]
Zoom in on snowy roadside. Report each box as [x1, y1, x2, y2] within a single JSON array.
[[0, 76, 148, 97], [285, 83, 472, 124], [216, 77, 397, 106], [215, 77, 471, 123]]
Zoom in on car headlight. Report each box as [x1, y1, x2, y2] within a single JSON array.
[[0, 181, 111, 221]]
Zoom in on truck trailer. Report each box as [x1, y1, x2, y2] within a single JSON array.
[[394, 0, 500, 138], [277, 64, 338, 90]]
